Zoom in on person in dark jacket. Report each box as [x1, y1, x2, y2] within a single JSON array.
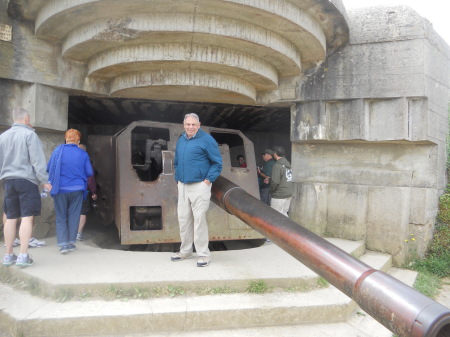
[[270, 145, 293, 217], [171, 113, 222, 267], [47, 129, 93, 254], [76, 144, 97, 241], [257, 149, 275, 205]]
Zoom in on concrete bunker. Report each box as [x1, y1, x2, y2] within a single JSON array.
[[1, 0, 448, 265], [68, 95, 291, 249]]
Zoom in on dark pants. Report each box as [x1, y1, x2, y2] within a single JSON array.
[[53, 191, 83, 246], [81, 197, 90, 215], [259, 186, 271, 206]]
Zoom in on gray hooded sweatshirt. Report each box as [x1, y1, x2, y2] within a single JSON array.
[[270, 157, 293, 199], [0, 123, 49, 185]]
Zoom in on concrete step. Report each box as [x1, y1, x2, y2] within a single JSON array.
[[84, 316, 394, 337], [0, 237, 368, 298], [1, 267, 416, 337], [0, 236, 404, 337], [0, 269, 416, 337], [0, 283, 356, 336]]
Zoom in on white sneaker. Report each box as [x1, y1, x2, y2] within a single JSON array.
[[197, 256, 210, 267], [4, 238, 20, 248], [5, 238, 46, 248], [171, 252, 193, 262], [28, 237, 46, 248]]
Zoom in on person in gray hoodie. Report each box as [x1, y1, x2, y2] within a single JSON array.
[[0, 107, 52, 267], [269, 145, 293, 217]]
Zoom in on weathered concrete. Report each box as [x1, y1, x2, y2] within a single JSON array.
[[0, 80, 65, 237], [0, 236, 399, 337], [291, 6, 449, 264], [0, 81, 68, 132], [3, 0, 348, 104], [0, 1, 448, 265]]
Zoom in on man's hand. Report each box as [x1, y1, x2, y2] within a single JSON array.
[[204, 179, 211, 186], [91, 193, 98, 200], [43, 183, 52, 192]]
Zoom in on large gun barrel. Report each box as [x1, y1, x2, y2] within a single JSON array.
[[211, 175, 450, 337]]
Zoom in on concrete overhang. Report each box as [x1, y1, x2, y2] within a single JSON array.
[[8, 0, 349, 105]]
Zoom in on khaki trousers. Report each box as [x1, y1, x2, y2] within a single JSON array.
[[270, 197, 291, 217], [177, 181, 211, 257]]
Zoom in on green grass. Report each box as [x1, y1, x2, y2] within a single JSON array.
[[437, 191, 450, 224], [196, 286, 237, 295], [413, 272, 442, 299], [409, 224, 449, 300], [317, 277, 329, 288], [246, 280, 269, 293], [410, 223, 450, 279], [408, 180, 450, 299]]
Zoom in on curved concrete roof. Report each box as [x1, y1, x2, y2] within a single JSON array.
[[8, 0, 349, 105]]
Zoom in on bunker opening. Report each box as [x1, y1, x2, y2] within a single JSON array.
[[68, 96, 290, 251]]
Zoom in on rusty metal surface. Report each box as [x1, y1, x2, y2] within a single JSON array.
[[211, 175, 450, 337], [91, 120, 263, 244]]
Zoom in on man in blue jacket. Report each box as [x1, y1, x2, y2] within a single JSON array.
[[172, 113, 222, 267]]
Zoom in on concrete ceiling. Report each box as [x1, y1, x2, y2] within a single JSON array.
[[9, 0, 349, 106], [68, 96, 291, 133]]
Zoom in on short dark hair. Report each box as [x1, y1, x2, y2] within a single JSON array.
[[272, 146, 285, 157], [237, 154, 245, 161]]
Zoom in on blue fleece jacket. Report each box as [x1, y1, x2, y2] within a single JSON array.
[[47, 144, 93, 195], [174, 129, 222, 183]]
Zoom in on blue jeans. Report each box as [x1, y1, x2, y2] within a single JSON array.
[[53, 191, 83, 246]]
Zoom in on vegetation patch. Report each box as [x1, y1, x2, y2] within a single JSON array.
[[196, 286, 237, 296], [409, 194, 449, 298], [408, 109, 450, 297], [413, 272, 442, 299], [246, 280, 270, 294], [410, 189, 450, 281]]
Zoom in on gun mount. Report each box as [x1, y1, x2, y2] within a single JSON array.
[[87, 120, 263, 245]]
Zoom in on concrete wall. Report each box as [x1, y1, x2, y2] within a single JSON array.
[[0, 130, 63, 237], [0, 81, 68, 131], [0, 1, 449, 266], [0, 80, 66, 238], [290, 6, 450, 265]]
